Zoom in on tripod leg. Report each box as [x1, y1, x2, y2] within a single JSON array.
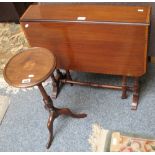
[[46, 111, 58, 149], [57, 108, 87, 118], [37, 83, 87, 149]]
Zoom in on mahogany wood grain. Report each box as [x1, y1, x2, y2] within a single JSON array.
[[21, 4, 150, 24], [20, 4, 150, 77], [20, 22, 149, 77], [19, 4, 151, 110], [3, 47, 56, 88]]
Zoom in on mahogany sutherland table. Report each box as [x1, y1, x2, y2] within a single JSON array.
[[3, 47, 86, 149], [20, 4, 151, 110]]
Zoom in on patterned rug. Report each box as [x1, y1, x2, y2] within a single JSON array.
[[0, 96, 10, 124], [0, 23, 29, 93], [89, 124, 155, 152], [0, 23, 29, 124], [0, 23, 52, 93], [0, 23, 53, 123]]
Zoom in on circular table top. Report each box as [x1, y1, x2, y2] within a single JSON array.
[[3, 47, 56, 88]]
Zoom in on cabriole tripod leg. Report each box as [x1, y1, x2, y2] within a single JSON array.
[[37, 83, 87, 149], [38, 83, 57, 149], [56, 108, 87, 118], [131, 77, 139, 110], [46, 111, 58, 149]]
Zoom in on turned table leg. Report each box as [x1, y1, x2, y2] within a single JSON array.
[[121, 76, 128, 99], [51, 74, 58, 99], [51, 69, 65, 99], [131, 77, 139, 110], [56, 69, 64, 79], [38, 83, 87, 149], [66, 70, 73, 86]]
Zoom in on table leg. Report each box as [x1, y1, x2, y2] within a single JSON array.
[[56, 69, 64, 79], [51, 74, 58, 99], [38, 83, 87, 149], [51, 69, 65, 99], [131, 77, 139, 110], [121, 76, 128, 99], [65, 70, 73, 86], [46, 111, 58, 149]]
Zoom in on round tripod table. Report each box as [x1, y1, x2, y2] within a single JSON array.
[[3, 47, 87, 149]]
